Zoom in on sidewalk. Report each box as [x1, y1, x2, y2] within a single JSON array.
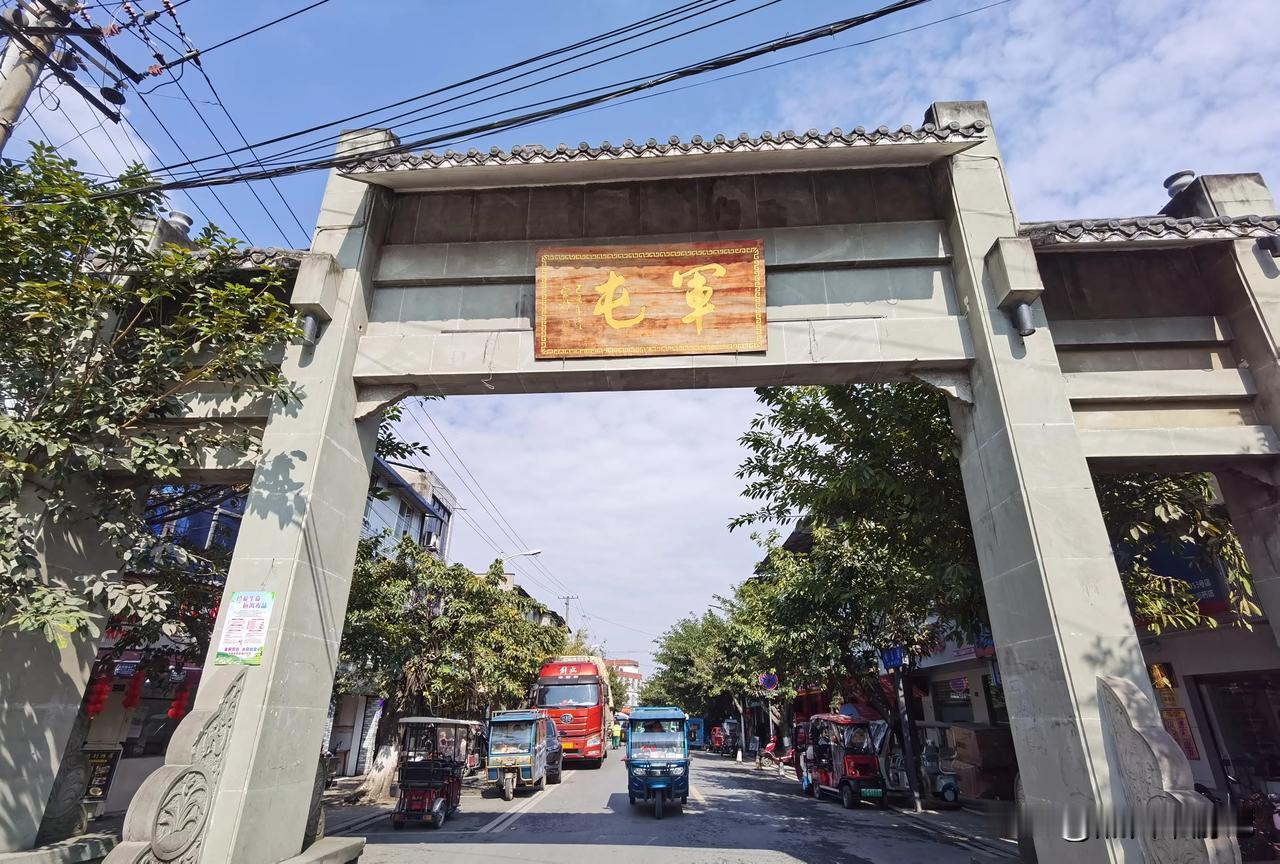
[[713, 754, 1021, 861]]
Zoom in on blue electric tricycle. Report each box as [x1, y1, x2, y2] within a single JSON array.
[[625, 706, 689, 819]]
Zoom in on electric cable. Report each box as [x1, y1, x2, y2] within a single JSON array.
[[117, 1, 309, 245], [132, 88, 255, 241], [227, 0, 775, 172], [411, 403, 573, 595], [400, 403, 571, 596], [159, 0, 334, 70], [141, 0, 745, 174], [99, 0, 938, 194]]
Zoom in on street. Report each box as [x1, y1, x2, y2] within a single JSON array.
[[339, 752, 1018, 863]]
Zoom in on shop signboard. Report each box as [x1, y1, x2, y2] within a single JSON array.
[[113, 661, 138, 679], [535, 240, 767, 359], [1160, 708, 1200, 760], [214, 591, 276, 666], [81, 745, 123, 803]]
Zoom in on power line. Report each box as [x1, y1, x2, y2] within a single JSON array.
[[93, 0, 939, 195], [566, 0, 1013, 122], [156, 0, 335, 73], [189, 68, 311, 243], [144, 0, 739, 174], [399, 402, 571, 597], [154, 0, 312, 243], [410, 403, 572, 595], [202, 0, 777, 173], [132, 88, 255, 241]]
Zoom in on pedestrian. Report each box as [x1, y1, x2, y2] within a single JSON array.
[[611, 719, 622, 750]]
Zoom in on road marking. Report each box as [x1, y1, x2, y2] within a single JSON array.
[[689, 784, 707, 806], [477, 771, 574, 834]]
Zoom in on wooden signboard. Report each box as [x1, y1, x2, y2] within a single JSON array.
[[535, 240, 766, 359]]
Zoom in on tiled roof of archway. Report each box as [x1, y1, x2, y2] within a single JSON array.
[[340, 121, 989, 174], [1019, 214, 1280, 248]]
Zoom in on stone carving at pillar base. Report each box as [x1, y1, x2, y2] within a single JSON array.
[[102, 667, 246, 864], [1098, 675, 1240, 864]]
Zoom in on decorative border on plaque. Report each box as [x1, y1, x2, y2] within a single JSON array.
[[535, 242, 766, 359]]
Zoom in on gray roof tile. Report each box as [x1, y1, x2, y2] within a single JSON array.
[[1019, 214, 1280, 248], [340, 121, 989, 175]]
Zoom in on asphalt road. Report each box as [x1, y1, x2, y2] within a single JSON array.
[[347, 751, 1019, 863]]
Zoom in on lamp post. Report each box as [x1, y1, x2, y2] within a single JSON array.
[[501, 549, 542, 564]]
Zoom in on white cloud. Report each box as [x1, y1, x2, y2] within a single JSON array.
[[769, 0, 1280, 220], [400, 389, 770, 670]]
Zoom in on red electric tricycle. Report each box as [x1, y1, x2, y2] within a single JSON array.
[[390, 717, 471, 830]]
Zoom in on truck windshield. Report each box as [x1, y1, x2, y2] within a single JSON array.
[[537, 683, 599, 707], [630, 720, 685, 759], [489, 722, 532, 754]]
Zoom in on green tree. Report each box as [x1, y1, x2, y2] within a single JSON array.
[[0, 148, 302, 646], [341, 537, 567, 799], [734, 383, 1256, 638], [338, 538, 565, 721]]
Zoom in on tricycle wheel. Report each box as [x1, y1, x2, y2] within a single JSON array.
[[391, 820, 404, 831], [840, 783, 855, 810], [681, 795, 688, 806], [431, 809, 445, 830], [628, 793, 636, 806], [654, 791, 664, 820], [502, 774, 515, 801], [537, 772, 546, 792], [548, 768, 562, 785]]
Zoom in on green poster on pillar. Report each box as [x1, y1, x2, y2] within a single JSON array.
[[214, 591, 276, 666]]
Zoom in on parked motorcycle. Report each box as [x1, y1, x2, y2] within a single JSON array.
[[760, 738, 795, 769]]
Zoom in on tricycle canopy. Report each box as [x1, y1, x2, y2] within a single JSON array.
[[488, 710, 543, 756], [628, 707, 688, 761], [398, 717, 480, 763]]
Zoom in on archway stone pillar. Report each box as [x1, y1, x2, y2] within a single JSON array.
[[933, 101, 1166, 863]]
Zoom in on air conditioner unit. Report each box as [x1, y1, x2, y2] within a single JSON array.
[[423, 531, 441, 552]]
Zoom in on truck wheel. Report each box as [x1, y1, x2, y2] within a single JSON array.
[[654, 791, 665, 820], [502, 775, 515, 801], [840, 784, 855, 810]]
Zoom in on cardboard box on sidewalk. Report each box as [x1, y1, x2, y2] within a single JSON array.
[[951, 725, 1016, 770], [953, 759, 1016, 800]]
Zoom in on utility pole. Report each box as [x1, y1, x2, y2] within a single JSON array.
[[0, 5, 60, 156], [558, 595, 578, 628]]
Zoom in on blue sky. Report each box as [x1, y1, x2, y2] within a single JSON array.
[[12, 0, 1278, 671]]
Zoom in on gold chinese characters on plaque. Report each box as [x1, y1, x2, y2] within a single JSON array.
[[535, 240, 766, 359]]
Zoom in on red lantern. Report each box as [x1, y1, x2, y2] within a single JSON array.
[[85, 674, 113, 718], [121, 671, 145, 709], [167, 683, 190, 721]]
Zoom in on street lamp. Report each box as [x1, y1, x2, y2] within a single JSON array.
[[501, 549, 542, 564]]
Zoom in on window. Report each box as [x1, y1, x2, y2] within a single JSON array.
[[536, 683, 600, 707]]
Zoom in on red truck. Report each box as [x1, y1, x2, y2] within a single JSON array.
[[534, 656, 612, 767]]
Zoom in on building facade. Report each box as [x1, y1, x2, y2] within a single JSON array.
[[605, 659, 643, 708]]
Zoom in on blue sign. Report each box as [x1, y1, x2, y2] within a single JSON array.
[[880, 646, 904, 671], [114, 661, 138, 679], [759, 672, 779, 691]]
